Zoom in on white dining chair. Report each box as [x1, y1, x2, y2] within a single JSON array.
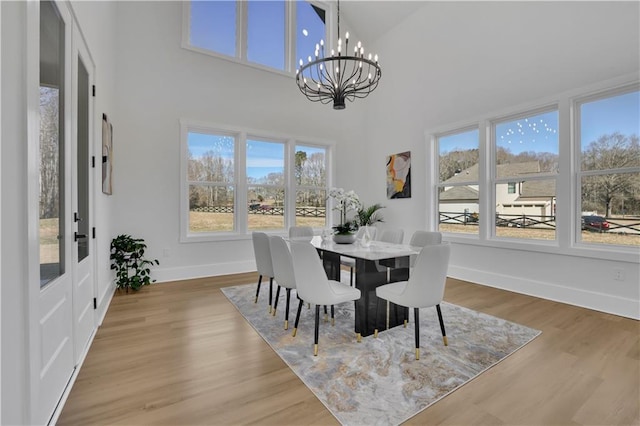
[[377, 228, 404, 244], [341, 226, 377, 286], [251, 232, 275, 313], [269, 236, 297, 330], [374, 243, 451, 360], [289, 241, 362, 356], [289, 226, 314, 240], [408, 231, 442, 267], [376, 228, 405, 280]]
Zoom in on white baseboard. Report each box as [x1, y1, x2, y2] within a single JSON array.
[[153, 260, 256, 283], [448, 265, 640, 320]]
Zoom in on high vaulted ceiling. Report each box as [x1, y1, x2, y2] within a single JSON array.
[[338, 1, 428, 44]]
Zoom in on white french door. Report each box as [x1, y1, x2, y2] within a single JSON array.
[[30, 1, 97, 424], [71, 22, 96, 365]]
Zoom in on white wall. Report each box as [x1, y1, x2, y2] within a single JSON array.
[[363, 1, 640, 318], [111, 1, 367, 282]]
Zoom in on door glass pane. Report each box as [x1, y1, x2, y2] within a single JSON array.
[[77, 57, 89, 261], [189, 1, 236, 57], [247, 1, 285, 69], [40, 0, 65, 286]]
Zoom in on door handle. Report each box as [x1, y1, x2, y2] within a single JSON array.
[[74, 232, 87, 242]]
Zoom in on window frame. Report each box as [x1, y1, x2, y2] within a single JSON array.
[[574, 83, 640, 247], [182, 0, 330, 77], [489, 105, 559, 243], [180, 119, 333, 242], [435, 125, 481, 237], [426, 76, 639, 263]]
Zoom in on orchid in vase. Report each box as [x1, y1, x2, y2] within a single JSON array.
[[328, 187, 362, 235]]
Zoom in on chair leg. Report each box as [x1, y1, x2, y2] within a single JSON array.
[[414, 308, 420, 360], [330, 305, 335, 326], [324, 305, 328, 322], [374, 297, 380, 338], [268, 277, 273, 313], [255, 275, 262, 303], [272, 285, 281, 316], [436, 304, 448, 346], [314, 305, 320, 356], [292, 297, 304, 337], [350, 266, 354, 286], [284, 289, 291, 330], [386, 300, 390, 330]]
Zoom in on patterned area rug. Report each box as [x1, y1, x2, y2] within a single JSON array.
[[221, 282, 540, 426]]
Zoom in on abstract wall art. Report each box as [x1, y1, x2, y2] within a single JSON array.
[[386, 151, 411, 199]]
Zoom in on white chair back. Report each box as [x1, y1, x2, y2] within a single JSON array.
[[269, 236, 296, 290], [252, 232, 274, 277], [289, 241, 333, 305], [377, 228, 404, 244], [289, 226, 314, 240], [403, 243, 450, 308], [409, 230, 442, 247]]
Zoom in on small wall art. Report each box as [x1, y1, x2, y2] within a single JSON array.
[[102, 113, 113, 195], [386, 151, 411, 199]]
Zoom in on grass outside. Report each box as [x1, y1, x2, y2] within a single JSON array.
[[189, 211, 326, 232]]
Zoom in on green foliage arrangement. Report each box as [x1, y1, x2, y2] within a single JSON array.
[[356, 203, 385, 227], [110, 234, 159, 292]]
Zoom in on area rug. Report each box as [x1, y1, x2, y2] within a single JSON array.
[[221, 282, 540, 426]]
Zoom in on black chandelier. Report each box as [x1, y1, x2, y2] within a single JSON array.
[[295, 0, 382, 110]]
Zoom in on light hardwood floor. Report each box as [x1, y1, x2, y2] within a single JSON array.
[[58, 274, 639, 425]]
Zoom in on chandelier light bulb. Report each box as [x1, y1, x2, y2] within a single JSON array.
[[299, 59, 303, 66], [346, 31, 349, 40], [320, 39, 324, 46], [331, 49, 335, 56], [368, 53, 372, 60], [308, 56, 312, 62], [374, 54, 378, 62]]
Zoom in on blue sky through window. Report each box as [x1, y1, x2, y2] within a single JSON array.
[[247, 139, 284, 180], [581, 90, 639, 148]]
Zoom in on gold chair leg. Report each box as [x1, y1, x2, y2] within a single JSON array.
[[404, 319, 408, 328], [268, 305, 272, 314], [284, 320, 289, 330], [374, 329, 378, 338], [254, 296, 258, 303], [443, 336, 449, 346], [272, 308, 277, 316], [292, 327, 297, 337], [356, 333, 362, 342], [331, 318, 335, 326], [314, 344, 318, 356], [386, 301, 390, 330], [415, 348, 420, 360]]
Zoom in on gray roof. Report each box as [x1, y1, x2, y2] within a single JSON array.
[[518, 180, 556, 199], [443, 161, 541, 183], [440, 186, 479, 201]]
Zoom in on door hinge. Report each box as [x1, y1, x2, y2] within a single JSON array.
[[93, 298, 97, 309], [92, 85, 96, 97], [92, 227, 96, 239]]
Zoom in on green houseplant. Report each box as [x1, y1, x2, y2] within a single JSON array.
[[356, 203, 385, 227], [110, 234, 159, 292]]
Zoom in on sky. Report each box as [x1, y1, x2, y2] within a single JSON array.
[[440, 90, 639, 155]]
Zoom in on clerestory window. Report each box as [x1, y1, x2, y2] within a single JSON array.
[[185, 0, 327, 74]]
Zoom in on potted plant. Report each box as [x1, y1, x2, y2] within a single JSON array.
[[110, 234, 159, 292], [356, 203, 385, 227], [328, 187, 362, 243]]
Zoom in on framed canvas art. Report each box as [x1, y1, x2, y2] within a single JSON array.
[[386, 151, 411, 199], [102, 113, 113, 195]]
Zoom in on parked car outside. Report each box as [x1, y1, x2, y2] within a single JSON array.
[[581, 215, 610, 232]]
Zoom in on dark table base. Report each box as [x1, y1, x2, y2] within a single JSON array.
[[321, 251, 409, 337]]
